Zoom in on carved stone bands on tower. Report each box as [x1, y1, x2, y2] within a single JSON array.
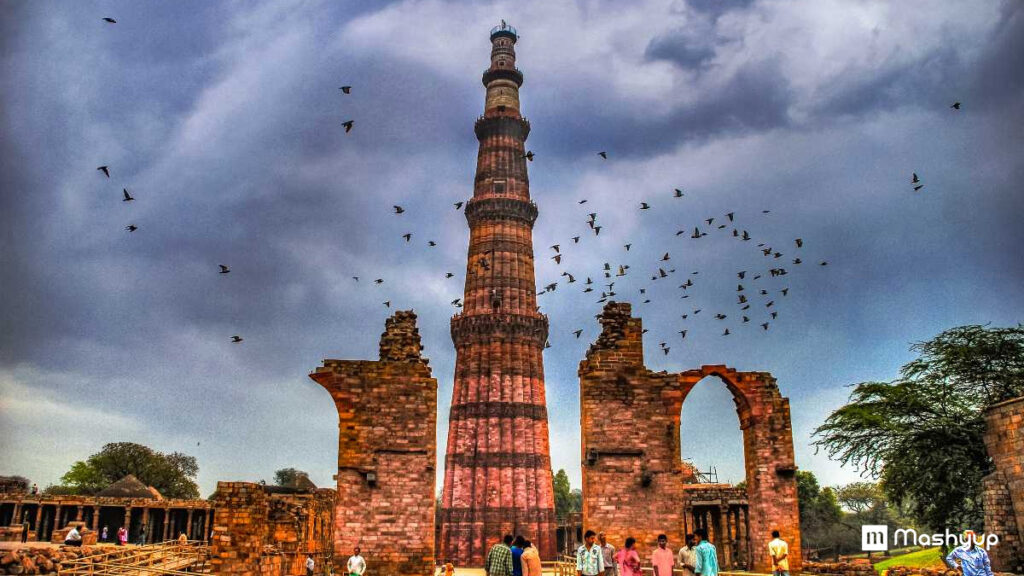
[[439, 23, 557, 566]]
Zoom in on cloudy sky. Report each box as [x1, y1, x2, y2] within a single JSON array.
[[2, 0, 1021, 497]]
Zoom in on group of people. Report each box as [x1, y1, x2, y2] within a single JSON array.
[[573, 529, 791, 576], [480, 535, 544, 576]]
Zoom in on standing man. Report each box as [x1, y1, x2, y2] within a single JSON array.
[[769, 530, 789, 576], [598, 532, 617, 576], [346, 547, 366, 576], [137, 525, 147, 546], [577, 530, 605, 576], [946, 531, 994, 576], [521, 540, 542, 576], [305, 554, 315, 576], [486, 535, 514, 576], [512, 536, 526, 576], [651, 534, 674, 576], [693, 529, 719, 576], [678, 533, 698, 576]]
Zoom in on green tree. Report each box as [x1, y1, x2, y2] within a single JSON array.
[[814, 325, 1024, 535], [273, 468, 306, 486], [57, 442, 200, 499], [553, 469, 574, 521], [796, 471, 844, 557]]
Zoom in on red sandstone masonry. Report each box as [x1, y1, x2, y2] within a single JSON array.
[[579, 302, 801, 574], [983, 396, 1024, 573], [309, 311, 437, 576]]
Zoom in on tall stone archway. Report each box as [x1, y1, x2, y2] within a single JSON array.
[[579, 303, 801, 573]]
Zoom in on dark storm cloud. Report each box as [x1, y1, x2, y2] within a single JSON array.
[[685, 0, 756, 18], [2, 0, 1022, 494]]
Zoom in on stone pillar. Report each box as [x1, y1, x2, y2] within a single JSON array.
[[163, 509, 171, 541], [187, 509, 194, 539], [75, 505, 83, 521], [54, 505, 61, 528], [34, 507, 42, 532], [124, 507, 131, 539], [92, 507, 100, 532], [983, 396, 1024, 573], [722, 505, 732, 569], [310, 311, 438, 576], [141, 508, 149, 543]]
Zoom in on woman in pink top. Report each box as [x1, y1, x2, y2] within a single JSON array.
[[614, 537, 641, 576]]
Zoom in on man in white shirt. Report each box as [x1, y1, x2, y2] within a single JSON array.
[[347, 547, 366, 576], [64, 526, 83, 547], [769, 530, 789, 576], [677, 533, 698, 576], [305, 554, 315, 576]]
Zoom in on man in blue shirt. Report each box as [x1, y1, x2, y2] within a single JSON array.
[[511, 535, 526, 576], [693, 528, 719, 576], [946, 531, 994, 576]]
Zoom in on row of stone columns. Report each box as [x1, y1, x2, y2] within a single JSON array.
[[684, 505, 750, 570], [7, 502, 208, 543]]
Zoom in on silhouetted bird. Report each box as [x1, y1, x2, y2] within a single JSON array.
[[97, 166, 110, 178], [738, 271, 746, 279], [640, 202, 650, 210], [383, 301, 390, 308], [393, 205, 404, 214], [593, 226, 602, 235], [662, 253, 670, 261], [552, 254, 562, 264], [771, 311, 779, 319], [951, 102, 961, 110], [912, 172, 920, 184], [706, 217, 714, 225], [551, 244, 560, 253], [125, 224, 137, 232], [598, 151, 607, 159], [352, 276, 359, 282], [624, 244, 632, 251], [122, 189, 134, 202], [820, 261, 828, 266], [723, 328, 730, 336], [102, 18, 116, 23], [578, 199, 587, 204], [219, 265, 230, 274], [761, 323, 769, 330], [914, 184, 924, 191], [674, 188, 684, 198], [454, 201, 464, 210], [402, 233, 412, 242], [428, 241, 436, 247], [341, 120, 354, 132], [374, 278, 384, 284], [662, 347, 670, 355], [231, 335, 243, 343], [445, 272, 454, 278], [679, 330, 687, 338], [339, 86, 352, 94], [573, 329, 583, 338], [781, 288, 789, 296], [795, 238, 803, 248], [523, 151, 535, 161], [572, 236, 580, 243], [715, 313, 727, 320]]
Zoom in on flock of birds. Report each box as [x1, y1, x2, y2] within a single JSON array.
[[91, 15, 963, 352]]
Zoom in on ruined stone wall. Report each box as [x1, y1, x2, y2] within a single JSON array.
[[210, 483, 335, 576], [983, 396, 1024, 573], [579, 302, 801, 573], [310, 311, 437, 576]]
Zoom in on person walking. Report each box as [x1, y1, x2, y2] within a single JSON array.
[[769, 530, 790, 576], [613, 537, 641, 576], [678, 533, 698, 576], [598, 532, 617, 576], [651, 534, 674, 576], [946, 531, 994, 576], [576, 530, 605, 576], [305, 554, 315, 576], [485, 535, 514, 576], [101, 525, 109, 543], [511, 535, 526, 576], [693, 529, 719, 576], [521, 540, 542, 576], [346, 547, 366, 576]]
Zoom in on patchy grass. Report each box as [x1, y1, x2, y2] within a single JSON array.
[[874, 547, 946, 572]]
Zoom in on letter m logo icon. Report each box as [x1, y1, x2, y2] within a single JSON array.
[[862, 525, 888, 551]]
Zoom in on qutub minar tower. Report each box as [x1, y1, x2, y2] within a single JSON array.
[[440, 22, 557, 565]]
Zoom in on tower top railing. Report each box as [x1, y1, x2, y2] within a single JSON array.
[[490, 22, 518, 41]]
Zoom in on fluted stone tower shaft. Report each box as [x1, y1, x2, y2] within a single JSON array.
[[440, 22, 557, 566]]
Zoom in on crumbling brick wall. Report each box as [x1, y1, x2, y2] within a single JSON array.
[[579, 302, 801, 573], [309, 310, 438, 576], [983, 396, 1024, 573], [210, 483, 335, 576]]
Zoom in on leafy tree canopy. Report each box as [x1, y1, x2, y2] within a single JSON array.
[[814, 324, 1023, 533], [553, 469, 582, 521], [58, 442, 200, 499], [273, 468, 307, 487]]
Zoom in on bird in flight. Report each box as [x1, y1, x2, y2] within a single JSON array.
[[393, 205, 404, 214], [578, 199, 587, 204], [723, 328, 731, 336], [341, 120, 354, 132], [374, 278, 384, 284], [454, 201, 464, 210], [761, 323, 770, 330], [951, 102, 961, 110], [727, 212, 734, 221], [339, 86, 352, 94], [572, 236, 580, 243], [102, 17, 116, 23], [125, 224, 137, 232], [674, 188, 684, 198], [552, 254, 562, 264], [97, 166, 110, 178], [402, 233, 412, 242], [352, 276, 359, 282], [640, 202, 650, 210], [446, 272, 454, 278], [523, 150, 535, 161], [428, 241, 437, 247], [912, 172, 920, 184], [573, 329, 583, 339], [231, 335, 243, 343], [219, 265, 230, 274], [795, 238, 803, 248], [383, 301, 390, 308], [551, 244, 560, 253], [122, 189, 134, 202], [598, 151, 608, 159]]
